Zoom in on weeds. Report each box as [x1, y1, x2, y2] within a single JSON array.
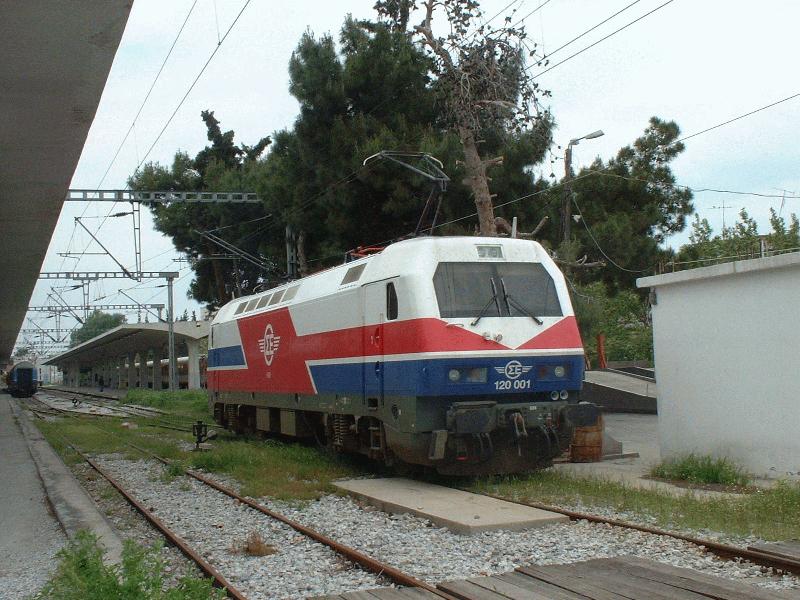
[[230, 531, 277, 557], [37, 530, 224, 599], [650, 453, 751, 487], [470, 470, 800, 541], [160, 463, 185, 484]]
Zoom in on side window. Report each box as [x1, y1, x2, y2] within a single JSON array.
[[386, 282, 398, 321]]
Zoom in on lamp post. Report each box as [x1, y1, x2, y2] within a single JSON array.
[[562, 130, 604, 244]]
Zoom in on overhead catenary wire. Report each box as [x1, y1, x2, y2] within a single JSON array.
[[59, 0, 200, 273], [70, 0, 253, 272], [532, 0, 642, 64], [586, 169, 800, 200], [530, 0, 676, 80], [671, 91, 800, 146]]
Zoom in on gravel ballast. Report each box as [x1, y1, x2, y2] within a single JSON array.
[[267, 494, 800, 592], [92, 457, 385, 600], [90, 456, 799, 598]]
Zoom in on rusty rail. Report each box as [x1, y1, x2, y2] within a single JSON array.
[[62, 440, 248, 600], [34, 403, 448, 597], [126, 442, 449, 597], [476, 491, 800, 576]]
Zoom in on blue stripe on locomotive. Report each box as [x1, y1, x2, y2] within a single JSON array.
[[209, 345, 584, 396], [310, 354, 584, 396]]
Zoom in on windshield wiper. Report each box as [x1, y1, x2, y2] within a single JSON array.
[[470, 278, 502, 326], [499, 277, 543, 325]]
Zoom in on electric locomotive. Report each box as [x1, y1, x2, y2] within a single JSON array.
[[208, 236, 598, 475]]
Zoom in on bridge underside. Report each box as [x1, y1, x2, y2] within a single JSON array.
[[0, 2, 132, 363]]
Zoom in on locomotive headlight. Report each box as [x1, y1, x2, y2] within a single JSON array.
[[553, 365, 566, 378], [448, 369, 461, 382]]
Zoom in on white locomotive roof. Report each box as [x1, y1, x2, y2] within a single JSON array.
[[213, 236, 554, 325]]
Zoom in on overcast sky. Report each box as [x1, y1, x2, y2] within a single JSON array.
[[22, 0, 800, 350]]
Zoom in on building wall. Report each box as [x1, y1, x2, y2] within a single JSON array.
[[644, 257, 800, 477]]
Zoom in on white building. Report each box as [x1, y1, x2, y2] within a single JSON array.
[[637, 252, 800, 478]]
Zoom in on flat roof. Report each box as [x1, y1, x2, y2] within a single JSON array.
[[637, 252, 800, 289], [43, 321, 209, 366], [0, 2, 132, 362]]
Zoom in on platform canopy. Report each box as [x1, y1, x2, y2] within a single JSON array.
[[0, 2, 132, 363], [42, 322, 209, 368]]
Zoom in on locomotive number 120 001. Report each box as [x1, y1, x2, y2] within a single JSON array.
[[495, 379, 531, 390]]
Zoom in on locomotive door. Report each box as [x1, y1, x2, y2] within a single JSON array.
[[362, 282, 386, 407]]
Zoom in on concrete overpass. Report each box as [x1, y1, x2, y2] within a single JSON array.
[[0, 2, 133, 363]]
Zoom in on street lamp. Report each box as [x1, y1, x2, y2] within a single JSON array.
[[562, 130, 604, 243]]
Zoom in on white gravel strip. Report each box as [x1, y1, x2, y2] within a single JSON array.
[[262, 494, 800, 592], [92, 457, 386, 600], [35, 392, 128, 417]]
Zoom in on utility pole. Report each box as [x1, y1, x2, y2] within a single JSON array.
[[560, 130, 605, 244], [286, 225, 298, 280], [561, 144, 574, 244], [167, 275, 177, 391]]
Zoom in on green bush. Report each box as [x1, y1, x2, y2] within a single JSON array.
[[572, 282, 653, 364], [38, 531, 224, 600], [650, 453, 751, 487]]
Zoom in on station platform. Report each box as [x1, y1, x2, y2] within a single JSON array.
[[2, 395, 123, 571], [0, 394, 65, 594], [334, 478, 568, 534]]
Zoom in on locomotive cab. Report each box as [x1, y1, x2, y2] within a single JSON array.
[[208, 236, 598, 475]]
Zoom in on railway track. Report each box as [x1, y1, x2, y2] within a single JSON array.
[[46, 419, 449, 600], [33, 389, 193, 431], [24, 394, 797, 593], [471, 491, 800, 578]]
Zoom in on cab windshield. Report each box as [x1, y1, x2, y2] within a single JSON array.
[[433, 262, 562, 319]]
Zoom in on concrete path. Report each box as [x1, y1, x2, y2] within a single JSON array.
[[584, 371, 658, 398], [555, 414, 739, 498], [334, 478, 568, 534], [8, 396, 124, 563], [0, 394, 66, 596]]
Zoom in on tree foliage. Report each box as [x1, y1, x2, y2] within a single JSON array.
[[70, 310, 126, 347], [378, 0, 551, 235], [132, 13, 554, 308], [546, 117, 694, 292], [572, 282, 653, 364], [676, 208, 800, 267], [129, 111, 272, 307]]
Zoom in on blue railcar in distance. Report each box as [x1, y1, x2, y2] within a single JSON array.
[[6, 360, 38, 397]]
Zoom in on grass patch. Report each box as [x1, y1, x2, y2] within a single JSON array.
[[650, 453, 751, 487], [124, 389, 210, 421], [35, 410, 362, 501], [160, 462, 185, 484], [469, 470, 800, 541], [37, 530, 224, 599], [187, 436, 359, 501], [36, 417, 192, 464]]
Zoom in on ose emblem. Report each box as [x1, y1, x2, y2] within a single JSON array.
[[258, 324, 281, 366], [494, 360, 532, 380]]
